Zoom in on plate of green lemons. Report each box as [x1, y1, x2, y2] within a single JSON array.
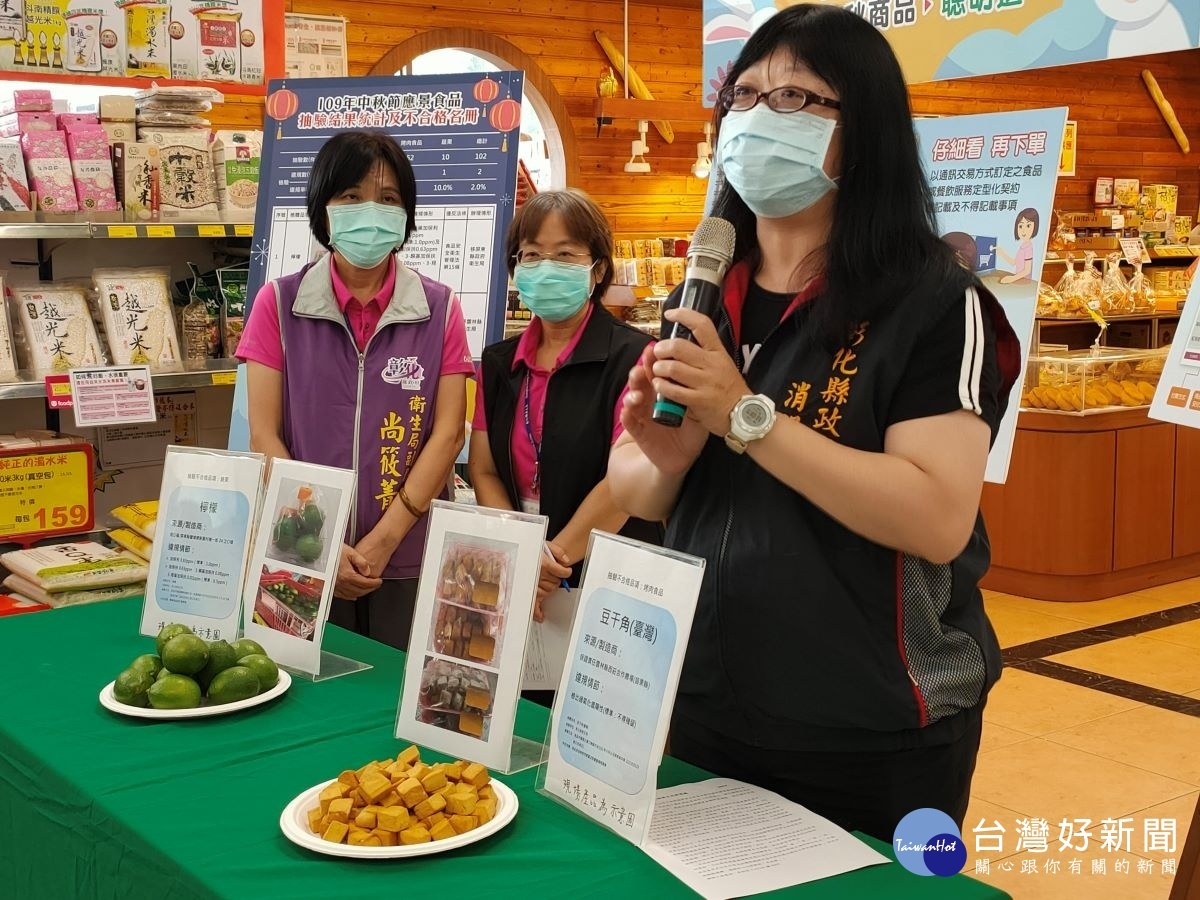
[[99, 623, 291, 720]]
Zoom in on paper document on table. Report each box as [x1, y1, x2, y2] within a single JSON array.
[[641, 779, 888, 899], [521, 587, 573, 691]]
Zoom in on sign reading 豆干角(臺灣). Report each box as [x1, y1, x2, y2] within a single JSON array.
[[702, 1, 1199, 96]]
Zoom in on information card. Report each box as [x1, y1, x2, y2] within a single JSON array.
[[241, 458, 355, 674], [540, 532, 703, 846], [141, 446, 265, 642], [69, 366, 156, 428], [1150, 275, 1200, 430]]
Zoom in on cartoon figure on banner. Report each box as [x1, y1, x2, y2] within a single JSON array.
[[266, 85, 299, 140], [997, 208, 1039, 284], [489, 95, 520, 153]]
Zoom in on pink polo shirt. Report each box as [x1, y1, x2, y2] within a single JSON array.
[[472, 305, 629, 508], [237, 255, 475, 376]]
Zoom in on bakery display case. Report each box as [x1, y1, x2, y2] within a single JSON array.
[[1020, 346, 1166, 413]]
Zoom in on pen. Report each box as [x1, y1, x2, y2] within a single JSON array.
[[544, 542, 571, 593]]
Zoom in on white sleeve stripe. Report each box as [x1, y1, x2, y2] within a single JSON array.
[[958, 286, 984, 416]]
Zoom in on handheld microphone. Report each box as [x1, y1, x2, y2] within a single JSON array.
[[652, 216, 736, 427]]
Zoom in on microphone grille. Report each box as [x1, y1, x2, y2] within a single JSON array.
[[690, 217, 736, 265]]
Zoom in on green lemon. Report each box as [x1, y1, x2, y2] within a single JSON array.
[[161, 634, 210, 676], [155, 623, 193, 657], [207, 666, 261, 705], [113, 667, 153, 707], [128, 654, 163, 679], [237, 653, 279, 691], [295, 533, 322, 563], [272, 516, 299, 551], [196, 640, 239, 693], [300, 503, 325, 535], [230, 638, 265, 660], [148, 674, 202, 710]]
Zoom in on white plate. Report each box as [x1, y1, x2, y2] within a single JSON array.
[[98, 669, 292, 719], [279, 776, 519, 859]]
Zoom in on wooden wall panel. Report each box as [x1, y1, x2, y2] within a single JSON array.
[[213, 1, 1198, 239]]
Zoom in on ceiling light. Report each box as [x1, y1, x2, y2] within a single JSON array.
[[624, 120, 650, 174]]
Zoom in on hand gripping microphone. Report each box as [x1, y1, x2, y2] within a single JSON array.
[[652, 216, 736, 427]]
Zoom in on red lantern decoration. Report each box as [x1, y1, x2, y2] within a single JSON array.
[[473, 76, 500, 113], [489, 97, 521, 151], [265, 87, 300, 139]]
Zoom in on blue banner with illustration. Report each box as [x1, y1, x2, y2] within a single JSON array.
[[915, 106, 1068, 482], [703, 0, 1199, 95], [249, 72, 524, 359]]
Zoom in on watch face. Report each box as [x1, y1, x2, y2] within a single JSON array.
[[742, 401, 771, 428]]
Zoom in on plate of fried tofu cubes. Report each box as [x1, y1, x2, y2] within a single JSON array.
[[280, 744, 518, 858]]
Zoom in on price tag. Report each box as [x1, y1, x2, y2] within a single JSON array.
[[44, 374, 73, 409], [1120, 237, 1149, 265], [0, 444, 95, 543], [234, 224, 254, 237], [1154, 247, 1194, 258], [106, 225, 139, 238], [211, 371, 237, 385], [146, 225, 176, 238], [1110, 214, 1125, 231], [197, 225, 227, 237]]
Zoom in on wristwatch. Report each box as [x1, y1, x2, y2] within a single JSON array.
[[724, 394, 777, 454]]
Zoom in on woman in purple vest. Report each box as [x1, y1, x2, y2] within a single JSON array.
[[237, 131, 475, 650]]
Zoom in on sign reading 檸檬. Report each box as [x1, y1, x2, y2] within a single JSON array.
[[702, 1, 1199, 95]]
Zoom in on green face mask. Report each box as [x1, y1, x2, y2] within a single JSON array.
[[513, 261, 594, 322], [327, 201, 408, 269]]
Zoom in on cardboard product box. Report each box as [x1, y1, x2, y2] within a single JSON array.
[[0, 111, 58, 138], [0, 90, 54, 115], [100, 95, 136, 123], [21, 130, 79, 213], [1173, 216, 1193, 243], [169, 3, 264, 84], [1113, 178, 1140, 207], [66, 128, 117, 212], [101, 122, 136, 145], [0, 138, 33, 212], [1140, 184, 1179, 224], [114, 142, 159, 221], [212, 129, 260, 221]]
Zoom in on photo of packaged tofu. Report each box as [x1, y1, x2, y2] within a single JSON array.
[[416, 656, 496, 742], [434, 535, 515, 614]]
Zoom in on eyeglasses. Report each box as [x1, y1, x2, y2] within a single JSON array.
[[718, 84, 841, 115], [514, 250, 593, 266]]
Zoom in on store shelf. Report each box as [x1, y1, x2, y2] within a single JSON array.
[[0, 359, 240, 401], [1044, 247, 1198, 264], [0, 214, 254, 241], [502, 318, 662, 339], [1038, 310, 1182, 322]]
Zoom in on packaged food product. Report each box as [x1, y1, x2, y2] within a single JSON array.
[[1035, 281, 1064, 317], [0, 138, 33, 212], [134, 85, 225, 107], [1127, 260, 1155, 313], [66, 128, 118, 212], [108, 527, 153, 561], [212, 129, 261, 221], [100, 95, 137, 122], [9, 282, 106, 374], [135, 111, 212, 128], [140, 129, 218, 220], [1047, 210, 1075, 253], [1094, 177, 1114, 206], [0, 111, 57, 137], [0, 273, 16, 377], [114, 142, 160, 221], [0, 542, 149, 592], [217, 264, 248, 357], [121, 0, 171, 78], [111, 500, 158, 540], [1113, 178, 1140, 207], [2, 574, 143, 608], [1099, 252, 1130, 315], [0, 90, 54, 115], [93, 267, 181, 367], [183, 263, 223, 358], [20, 130, 79, 213]]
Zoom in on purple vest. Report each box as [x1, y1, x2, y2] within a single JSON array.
[[273, 255, 450, 578]]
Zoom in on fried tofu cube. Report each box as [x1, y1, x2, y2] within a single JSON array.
[[413, 793, 447, 821], [409, 763, 431, 782], [450, 814, 479, 834], [434, 785, 454, 799], [322, 820, 349, 844], [372, 828, 398, 847], [338, 770, 360, 788], [468, 634, 495, 662], [348, 830, 381, 847], [397, 777, 426, 807], [327, 798, 354, 823], [444, 761, 464, 781], [476, 797, 497, 825], [307, 806, 324, 833], [386, 760, 408, 779], [430, 819, 457, 841], [446, 792, 478, 816], [473, 581, 499, 607], [377, 807, 411, 832], [462, 763, 490, 789], [399, 826, 431, 845], [427, 812, 446, 827], [421, 770, 448, 793], [478, 784, 495, 800], [354, 810, 377, 829], [396, 744, 421, 767], [380, 790, 401, 808], [360, 773, 393, 804], [319, 782, 349, 812]]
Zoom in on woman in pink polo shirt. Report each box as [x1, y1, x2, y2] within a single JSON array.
[[469, 191, 663, 649], [237, 132, 474, 650]]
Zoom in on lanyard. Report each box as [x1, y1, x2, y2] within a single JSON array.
[[522, 371, 541, 494]]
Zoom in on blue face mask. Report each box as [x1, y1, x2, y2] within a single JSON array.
[[327, 201, 408, 270], [717, 105, 838, 219], [513, 261, 594, 323]]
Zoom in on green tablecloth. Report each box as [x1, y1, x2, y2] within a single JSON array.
[[0, 600, 1007, 900]]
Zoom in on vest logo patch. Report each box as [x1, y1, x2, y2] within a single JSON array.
[[382, 356, 425, 390]]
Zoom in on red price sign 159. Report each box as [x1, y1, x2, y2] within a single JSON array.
[[0, 444, 95, 547]]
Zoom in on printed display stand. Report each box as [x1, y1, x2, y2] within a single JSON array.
[[1150, 275, 1200, 430], [535, 531, 704, 846], [396, 501, 547, 774], [140, 446, 264, 643], [241, 458, 363, 677]]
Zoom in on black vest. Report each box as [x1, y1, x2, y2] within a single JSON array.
[[480, 307, 664, 583]]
